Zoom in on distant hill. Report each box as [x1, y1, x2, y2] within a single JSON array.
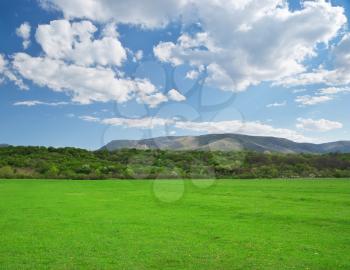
[[102, 134, 350, 153], [0, 144, 9, 148]]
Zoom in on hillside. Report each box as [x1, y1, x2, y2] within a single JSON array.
[[102, 134, 350, 153]]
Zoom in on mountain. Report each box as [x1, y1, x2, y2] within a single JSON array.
[[0, 144, 9, 148], [102, 134, 350, 153]]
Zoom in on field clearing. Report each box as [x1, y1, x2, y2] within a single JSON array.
[[0, 179, 350, 269]]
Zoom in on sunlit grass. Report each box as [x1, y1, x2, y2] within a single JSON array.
[[0, 179, 350, 269]]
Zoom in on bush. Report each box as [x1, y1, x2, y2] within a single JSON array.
[[0, 166, 14, 178], [0, 146, 350, 179]]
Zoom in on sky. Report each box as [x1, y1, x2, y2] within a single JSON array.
[[0, 0, 350, 149]]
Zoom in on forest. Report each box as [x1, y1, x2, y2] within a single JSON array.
[[0, 146, 350, 179]]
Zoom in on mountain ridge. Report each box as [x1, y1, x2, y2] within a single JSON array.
[[102, 133, 350, 153], [0, 144, 10, 148]]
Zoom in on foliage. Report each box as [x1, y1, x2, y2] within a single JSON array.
[[0, 146, 350, 179]]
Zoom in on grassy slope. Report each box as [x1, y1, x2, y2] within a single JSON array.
[[0, 179, 350, 269]]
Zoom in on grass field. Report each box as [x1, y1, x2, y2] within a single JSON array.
[[0, 179, 350, 269]]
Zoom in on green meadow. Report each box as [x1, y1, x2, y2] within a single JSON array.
[[0, 179, 350, 269]]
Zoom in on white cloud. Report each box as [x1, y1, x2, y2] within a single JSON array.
[[127, 82, 185, 108], [11, 19, 174, 107], [39, 0, 189, 28], [181, 120, 312, 142], [186, 70, 199, 80], [8, 0, 350, 113], [154, 0, 346, 92], [168, 89, 186, 102], [16, 22, 31, 49], [292, 88, 307, 94], [101, 22, 119, 38], [13, 53, 128, 103], [134, 50, 143, 61], [80, 115, 311, 142], [35, 20, 127, 67], [278, 34, 350, 87], [101, 117, 174, 129], [277, 68, 350, 88], [296, 118, 343, 132], [39, 1, 347, 92], [134, 80, 169, 108], [13, 100, 69, 106], [290, 86, 350, 107], [12, 52, 182, 108], [154, 42, 184, 66], [318, 86, 350, 95], [79, 115, 100, 122], [137, 92, 168, 108], [295, 95, 333, 106], [0, 54, 28, 90], [12, 52, 161, 105], [0, 54, 6, 74], [266, 101, 287, 108], [277, 69, 331, 87]]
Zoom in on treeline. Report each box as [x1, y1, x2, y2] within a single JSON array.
[[0, 146, 350, 179]]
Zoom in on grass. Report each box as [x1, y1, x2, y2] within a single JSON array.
[[0, 179, 350, 269]]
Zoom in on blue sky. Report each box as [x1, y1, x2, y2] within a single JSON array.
[[0, 0, 350, 149]]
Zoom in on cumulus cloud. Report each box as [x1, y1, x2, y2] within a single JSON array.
[[266, 101, 287, 108], [154, 0, 346, 92], [101, 22, 119, 38], [39, 1, 347, 92], [116, 88, 185, 108], [13, 53, 131, 103], [134, 50, 143, 61], [278, 34, 350, 87], [134, 80, 169, 108], [10, 20, 181, 107], [35, 20, 127, 67], [296, 118, 343, 132], [39, 0, 189, 28], [7, 0, 349, 115], [80, 115, 311, 142], [168, 89, 186, 102], [186, 70, 199, 80], [12, 52, 166, 106], [332, 34, 350, 81], [16, 22, 31, 49], [295, 95, 333, 106]]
